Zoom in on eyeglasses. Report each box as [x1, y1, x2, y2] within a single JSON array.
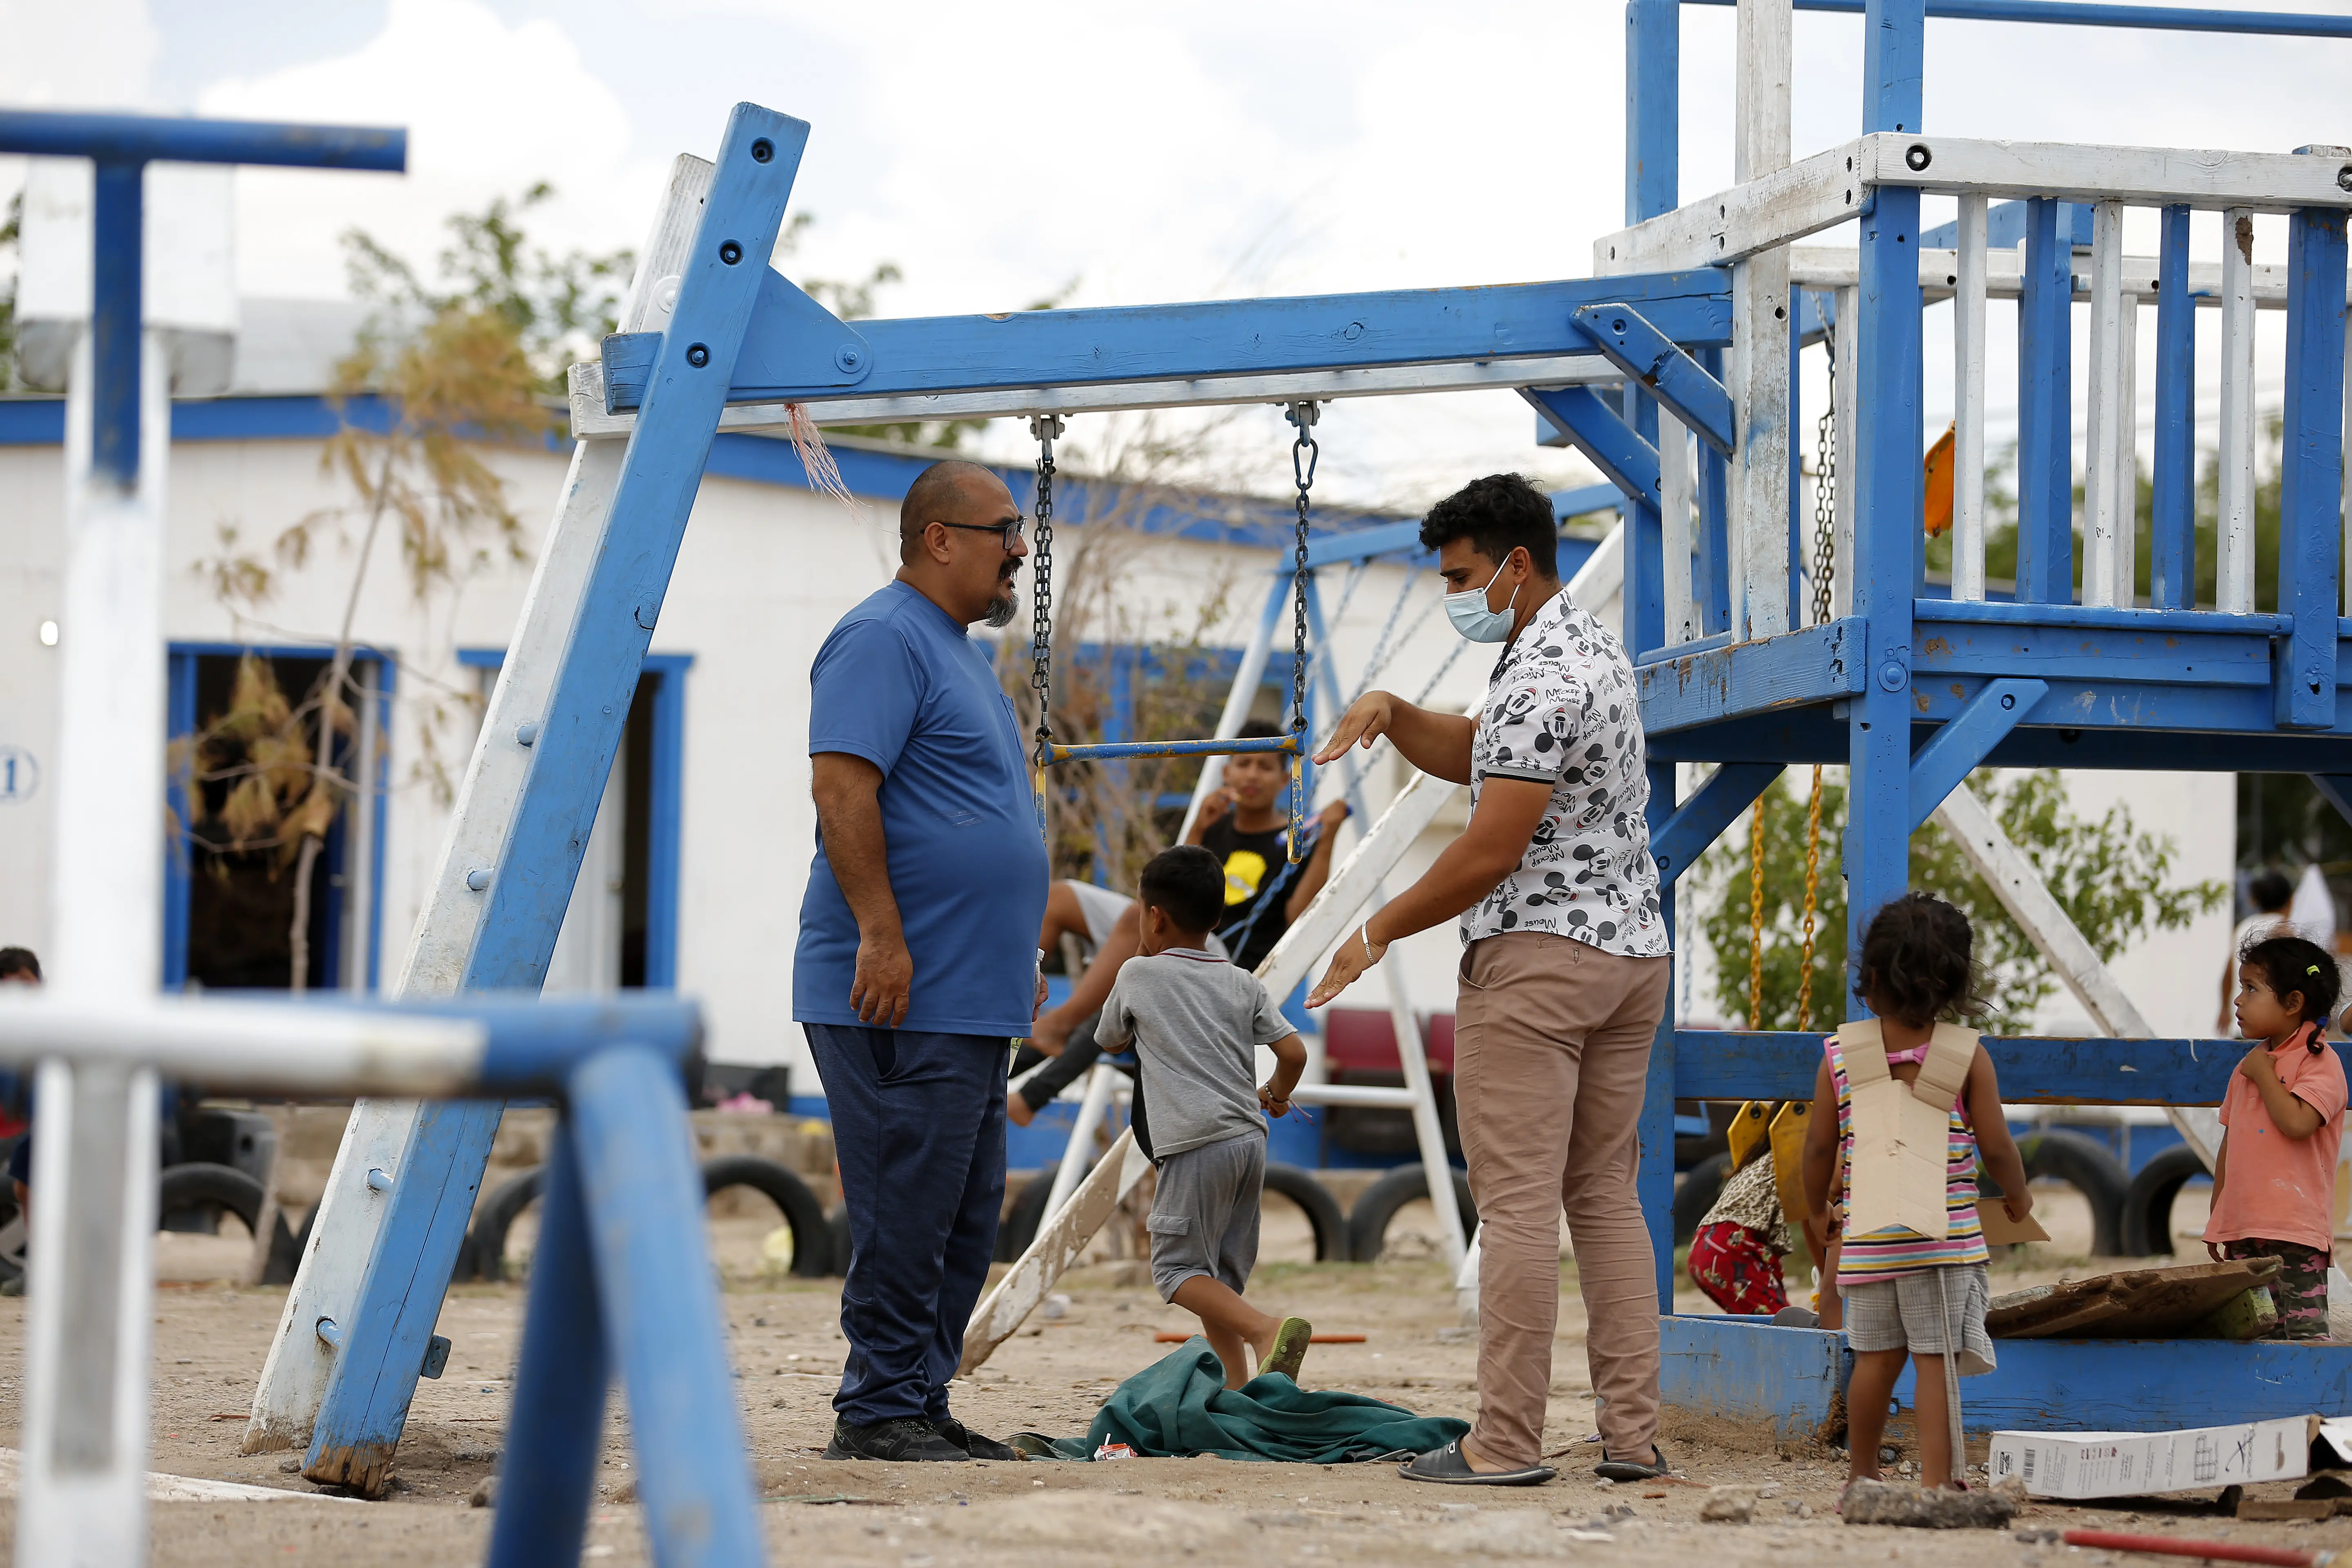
[[930, 516, 1028, 551]]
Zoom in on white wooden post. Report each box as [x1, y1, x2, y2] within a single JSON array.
[[1954, 196, 1990, 603], [2084, 201, 2129, 608], [1661, 413, 1697, 645], [2218, 207, 2259, 615], [1730, 0, 1795, 641], [2113, 279, 2139, 608], [18, 326, 174, 1568], [1042, 1062, 1118, 1222], [245, 153, 718, 1454]]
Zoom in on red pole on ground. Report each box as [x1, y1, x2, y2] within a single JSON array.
[[2063, 1529, 2331, 1568]]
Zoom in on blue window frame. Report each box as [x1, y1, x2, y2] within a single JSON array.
[[457, 649, 691, 989], [165, 642, 393, 992]]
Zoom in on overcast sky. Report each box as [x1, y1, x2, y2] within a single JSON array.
[[5, 0, 2350, 510]]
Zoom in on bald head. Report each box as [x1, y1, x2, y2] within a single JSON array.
[[893, 459, 1028, 629], [900, 459, 1005, 560]]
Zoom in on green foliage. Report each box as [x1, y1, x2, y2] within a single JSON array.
[[1698, 768, 2224, 1032], [343, 182, 633, 396]]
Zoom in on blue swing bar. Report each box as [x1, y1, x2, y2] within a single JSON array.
[[1045, 733, 1301, 765]]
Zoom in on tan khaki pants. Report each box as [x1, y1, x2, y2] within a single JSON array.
[[1454, 932, 1672, 1468]]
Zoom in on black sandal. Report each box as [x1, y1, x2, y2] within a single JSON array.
[[1399, 1441, 1557, 1487], [1593, 1443, 1672, 1483]]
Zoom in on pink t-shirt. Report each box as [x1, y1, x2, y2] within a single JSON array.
[[2204, 1027, 2349, 1253]]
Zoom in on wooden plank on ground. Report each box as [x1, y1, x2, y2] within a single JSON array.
[[960, 1128, 1151, 1376]]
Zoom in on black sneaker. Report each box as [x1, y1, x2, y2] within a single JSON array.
[[823, 1417, 969, 1462], [931, 1416, 1020, 1461]]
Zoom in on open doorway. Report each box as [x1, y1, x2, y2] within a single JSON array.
[[164, 646, 390, 992], [463, 651, 688, 993]]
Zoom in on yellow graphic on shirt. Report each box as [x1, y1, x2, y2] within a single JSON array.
[[1223, 850, 1268, 907]]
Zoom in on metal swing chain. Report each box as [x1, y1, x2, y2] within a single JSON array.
[[1028, 415, 1065, 830], [1285, 401, 1320, 865], [1797, 320, 1838, 1033]]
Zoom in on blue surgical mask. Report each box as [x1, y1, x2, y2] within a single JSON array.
[[1444, 559, 1520, 643]]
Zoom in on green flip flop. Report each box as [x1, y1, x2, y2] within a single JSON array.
[[1258, 1316, 1313, 1382]]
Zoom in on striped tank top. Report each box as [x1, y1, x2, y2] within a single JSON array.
[[1829, 1033, 1988, 1284]]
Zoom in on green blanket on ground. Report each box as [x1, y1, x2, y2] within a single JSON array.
[[1027, 1338, 1468, 1463]]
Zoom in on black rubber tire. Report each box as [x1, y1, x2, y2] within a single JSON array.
[[699, 1155, 832, 1279], [825, 1205, 852, 1276], [995, 1169, 1063, 1263], [157, 1162, 264, 1238], [466, 1167, 546, 1283], [1262, 1164, 1349, 1263], [468, 1157, 831, 1281], [2121, 1143, 2212, 1257], [1673, 1151, 1733, 1246], [2015, 1127, 2132, 1257], [1346, 1165, 1479, 1263]]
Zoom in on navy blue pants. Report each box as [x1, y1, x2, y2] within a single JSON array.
[[804, 1023, 1007, 1425]]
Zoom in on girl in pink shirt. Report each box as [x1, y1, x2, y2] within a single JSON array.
[[2204, 935, 2348, 1340]]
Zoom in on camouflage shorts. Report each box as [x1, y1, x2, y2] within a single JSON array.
[[2224, 1238, 2332, 1341]]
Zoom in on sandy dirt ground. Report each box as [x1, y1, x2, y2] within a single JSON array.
[[1, 1184, 2343, 1565]]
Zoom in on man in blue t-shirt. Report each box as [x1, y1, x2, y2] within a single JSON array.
[[794, 459, 1050, 1463]]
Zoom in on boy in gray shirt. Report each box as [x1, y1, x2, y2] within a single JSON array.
[[1099, 845, 1312, 1389]]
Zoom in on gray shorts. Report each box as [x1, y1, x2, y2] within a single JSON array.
[[1147, 1132, 1264, 1302], [1842, 1263, 1997, 1376]]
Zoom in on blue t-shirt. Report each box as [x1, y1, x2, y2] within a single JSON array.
[[793, 581, 1050, 1037]]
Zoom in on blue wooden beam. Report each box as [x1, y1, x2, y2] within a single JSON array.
[[1697, 346, 1732, 635], [304, 102, 810, 1498], [1662, 1317, 2352, 1442], [1674, 1029, 2232, 1105], [1636, 618, 1864, 733], [0, 109, 406, 170], [605, 271, 1736, 412], [1920, 199, 2096, 252], [2149, 204, 2196, 611], [1907, 677, 2047, 831], [1850, 0, 1928, 998], [1680, 0, 2352, 39], [2273, 205, 2348, 731], [2015, 197, 2076, 605], [1570, 303, 1735, 457], [1521, 386, 1663, 506], [1649, 706, 2352, 773], [1649, 762, 1782, 880], [1627, 0, 1683, 1313]]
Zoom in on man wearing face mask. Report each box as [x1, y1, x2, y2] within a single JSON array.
[[1306, 472, 1670, 1488], [795, 459, 1049, 1463]]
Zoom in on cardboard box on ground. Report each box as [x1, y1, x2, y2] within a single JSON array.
[[1989, 1417, 2313, 1500]]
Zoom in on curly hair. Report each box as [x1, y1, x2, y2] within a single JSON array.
[[1417, 473, 1558, 578], [2238, 933, 2341, 1039], [1853, 892, 1989, 1029]]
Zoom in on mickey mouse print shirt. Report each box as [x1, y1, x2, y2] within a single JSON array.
[[1461, 588, 1668, 958]]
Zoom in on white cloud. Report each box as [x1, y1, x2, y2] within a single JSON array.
[[194, 0, 668, 299], [0, 0, 157, 109]]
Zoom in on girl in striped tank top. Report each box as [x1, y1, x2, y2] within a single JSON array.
[[1800, 894, 2031, 1499]]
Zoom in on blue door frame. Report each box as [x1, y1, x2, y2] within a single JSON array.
[[164, 642, 394, 992], [457, 649, 691, 989]]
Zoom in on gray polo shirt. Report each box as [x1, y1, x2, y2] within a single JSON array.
[[1097, 947, 1295, 1158]]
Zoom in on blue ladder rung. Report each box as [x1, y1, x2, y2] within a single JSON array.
[[1047, 734, 1300, 764]]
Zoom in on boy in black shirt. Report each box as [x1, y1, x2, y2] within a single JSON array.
[[1185, 722, 1348, 972]]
